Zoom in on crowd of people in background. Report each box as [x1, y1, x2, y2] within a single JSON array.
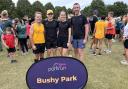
[[0, 3, 128, 65]]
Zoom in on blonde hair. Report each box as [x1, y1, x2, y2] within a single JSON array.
[[1, 10, 8, 17], [35, 12, 42, 16]]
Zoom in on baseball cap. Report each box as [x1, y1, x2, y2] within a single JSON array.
[[47, 10, 53, 15]]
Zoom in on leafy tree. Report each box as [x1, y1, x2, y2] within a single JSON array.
[[0, 0, 16, 18], [45, 2, 55, 11], [32, 1, 46, 18], [1, 0, 127, 19], [107, 1, 128, 16], [54, 6, 67, 19], [67, 8, 72, 14], [32, 1, 43, 12], [16, 0, 32, 18], [82, 6, 92, 16], [90, 0, 107, 16]]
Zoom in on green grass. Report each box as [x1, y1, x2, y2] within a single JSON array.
[[0, 41, 128, 89]]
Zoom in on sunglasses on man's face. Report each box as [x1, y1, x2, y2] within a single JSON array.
[[47, 13, 53, 15]]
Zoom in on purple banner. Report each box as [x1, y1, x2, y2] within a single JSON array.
[[26, 57, 88, 89]]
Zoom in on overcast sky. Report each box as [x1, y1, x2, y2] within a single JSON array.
[[12, 0, 128, 9]]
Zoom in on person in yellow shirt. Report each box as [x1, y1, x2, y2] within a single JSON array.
[[29, 12, 45, 63], [93, 16, 106, 55]]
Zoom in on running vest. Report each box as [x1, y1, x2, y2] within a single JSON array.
[[33, 23, 45, 44], [106, 19, 115, 35], [95, 20, 106, 39]]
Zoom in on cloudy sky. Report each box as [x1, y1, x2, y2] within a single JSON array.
[[12, 0, 128, 9]]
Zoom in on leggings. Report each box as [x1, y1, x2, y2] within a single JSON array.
[[18, 38, 28, 53]]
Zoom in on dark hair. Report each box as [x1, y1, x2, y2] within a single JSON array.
[[59, 10, 68, 20], [29, 17, 34, 25], [73, 3, 80, 6], [101, 16, 106, 20], [59, 10, 67, 16], [93, 10, 98, 16], [20, 19, 26, 25]]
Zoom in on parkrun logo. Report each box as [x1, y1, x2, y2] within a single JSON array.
[[26, 57, 88, 89], [48, 63, 67, 72]]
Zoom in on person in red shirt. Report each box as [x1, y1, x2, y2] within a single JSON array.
[[105, 12, 115, 53], [26, 21, 31, 49], [2, 27, 17, 63]]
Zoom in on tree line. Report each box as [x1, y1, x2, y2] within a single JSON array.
[[0, 0, 128, 19]]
